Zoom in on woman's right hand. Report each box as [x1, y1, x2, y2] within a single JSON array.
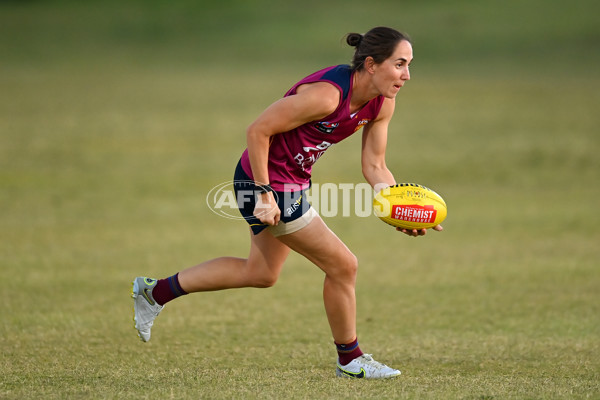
[[254, 192, 281, 226]]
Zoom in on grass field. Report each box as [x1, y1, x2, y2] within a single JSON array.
[[1, 0, 599, 399]]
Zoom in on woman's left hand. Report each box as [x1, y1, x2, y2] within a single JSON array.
[[397, 224, 443, 237]]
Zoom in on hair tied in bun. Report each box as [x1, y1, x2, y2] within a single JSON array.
[[346, 33, 363, 47]]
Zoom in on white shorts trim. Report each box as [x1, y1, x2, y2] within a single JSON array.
[[268, 207, 318, 237]]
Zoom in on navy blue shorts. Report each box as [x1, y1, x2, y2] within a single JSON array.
[[233, 160, 311, 235]]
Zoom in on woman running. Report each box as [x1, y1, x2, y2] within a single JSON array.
[[132, 26, 442, 379]]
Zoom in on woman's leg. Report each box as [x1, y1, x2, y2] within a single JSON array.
[[133, 228, 290, 342], [176, 213, 359, 343], [276, 215, 358, 344], [177, 228, 291, 292], [276, 215, 401, 379]]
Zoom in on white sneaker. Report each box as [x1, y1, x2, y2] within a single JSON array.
[[131, 277, 163, 342], [336, 354, 401, 379]]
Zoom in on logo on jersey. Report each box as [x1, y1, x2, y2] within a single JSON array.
[[295, 141, 333, 171], [314, 121, 339, 134], [354, 119, 371, 132]]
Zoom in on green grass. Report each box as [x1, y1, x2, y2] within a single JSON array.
[[1, 0, 599, 398]]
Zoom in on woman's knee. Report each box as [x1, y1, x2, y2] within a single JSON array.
[[326, 251, 358, 282], [249, 272, 279, 288], [345, 252, 359, 278], [244, 260, 282, 288], [246, 230, 289, 288]]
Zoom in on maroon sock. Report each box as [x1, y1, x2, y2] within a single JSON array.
[[335, 337, 364, 366], [152, 273, 188, 306]]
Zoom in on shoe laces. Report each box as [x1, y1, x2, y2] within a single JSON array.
[[358, 354, 388, 370]]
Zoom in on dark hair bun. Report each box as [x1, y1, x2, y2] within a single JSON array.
[[346, 33, 363, 47]]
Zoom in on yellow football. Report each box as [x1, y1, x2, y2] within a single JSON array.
[[373, 183, 447, 230]]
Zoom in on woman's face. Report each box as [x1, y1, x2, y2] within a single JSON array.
[[371, 40, 413, 98]]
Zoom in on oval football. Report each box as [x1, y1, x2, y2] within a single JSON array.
[[373, 183, 447, 229]]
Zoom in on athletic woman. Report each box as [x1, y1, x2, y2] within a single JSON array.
[[132, 26, 442, 379]]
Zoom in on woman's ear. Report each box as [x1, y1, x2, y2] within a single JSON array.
[[364, 56, 376, 74]]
